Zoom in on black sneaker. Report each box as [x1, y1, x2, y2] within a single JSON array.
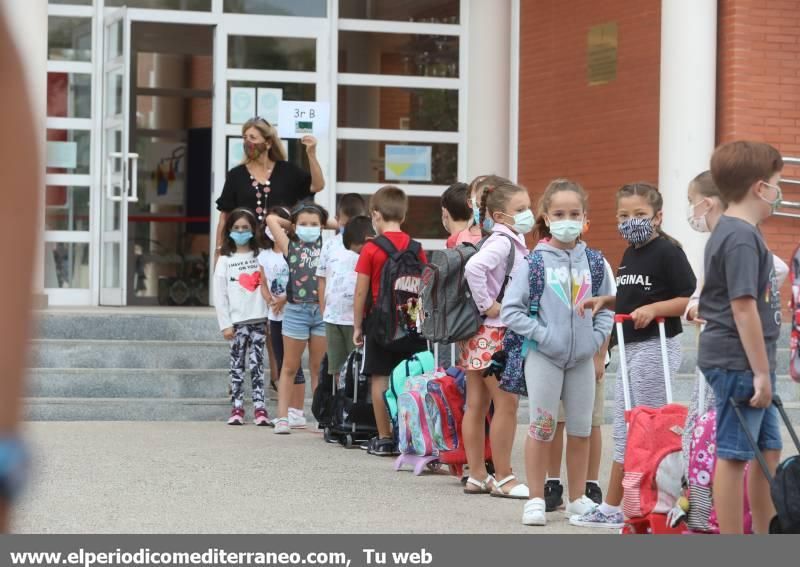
[[371, 438, 396, 456], [585, 482, 603, 505], [544, 479, 564, 512]]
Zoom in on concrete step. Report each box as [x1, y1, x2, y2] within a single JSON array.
[[605, 348, 792, 375], [32, 339, 231, 370], [35, 309, 221, 342], [23, 396, 800, 424], [27, 368, 315, 399], [599, 373, 799, 402]]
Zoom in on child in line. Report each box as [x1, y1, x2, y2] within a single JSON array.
[[258, 206, 306, 427], [682, 171, 789, 466], [544, 257, 616, 511], [698, 141, 784, 534], [353, 186, 428, 457], [461, 178, 531, 498], [266, 202, 331, 434], [213, 208, 270, 426], [501, 180, 615, 525], [570, 182, 697, 529], [441, 182, 482, 248], [317, 194, 367, 376]]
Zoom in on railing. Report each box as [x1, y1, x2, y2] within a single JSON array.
[[777, 156, 800, 219]]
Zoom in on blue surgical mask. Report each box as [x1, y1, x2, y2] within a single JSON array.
[[472, 201, 481, 226], [549, 219, 583, 243], [296, 226, 321, 243], [230, 231, 253, 246], [500, 209, 535, 235], [482, 217, 495, 231]]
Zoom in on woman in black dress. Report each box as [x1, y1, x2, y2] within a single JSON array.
[[215, 117, 325, 257]]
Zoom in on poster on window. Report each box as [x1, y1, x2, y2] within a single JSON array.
[[384, 145, 432, 182], [230, 87, 256, 124], [143, 141, 186, 206], [257, 88, 283, 126]]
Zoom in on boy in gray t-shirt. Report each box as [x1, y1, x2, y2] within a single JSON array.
[[698, 141, 784, 534]]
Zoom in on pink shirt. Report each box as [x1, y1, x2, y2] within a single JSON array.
[[464, 223, 529, 327], [446, 226, 483, 249]]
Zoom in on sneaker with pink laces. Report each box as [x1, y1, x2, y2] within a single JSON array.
[[227, 407, 245, 425], [253, 407, 270, 426]]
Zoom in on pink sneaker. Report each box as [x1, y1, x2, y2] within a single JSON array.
[[227, 407, 245, 425], [253, 407, 270, 426]]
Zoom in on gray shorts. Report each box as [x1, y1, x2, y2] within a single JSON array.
[[325, 323, 354, 375], [524, 349, 595, 440], [558, 375, 605, 427]]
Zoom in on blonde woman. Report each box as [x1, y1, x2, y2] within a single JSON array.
[[215, 117, 325, 258]]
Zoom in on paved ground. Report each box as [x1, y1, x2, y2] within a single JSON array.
[[12, 423, 618, 534], [12, 422, 796, 534]]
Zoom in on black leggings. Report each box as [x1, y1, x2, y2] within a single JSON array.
[[269, 319, 306, 384]]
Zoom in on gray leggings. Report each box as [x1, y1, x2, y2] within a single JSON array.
[[524, 349, 595, 441]]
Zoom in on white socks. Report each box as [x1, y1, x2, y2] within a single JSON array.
[[598, 502, 620, 515]]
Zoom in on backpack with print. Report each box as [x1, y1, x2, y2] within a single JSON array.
[[499, 248, 606, 396], [426, 369, 466, 451], [384, 351, 436, 424], [367, 235, 426, 352], [791, 244, 800, 383], [419, 233, 516, 344], [397, 371, 447, 456]]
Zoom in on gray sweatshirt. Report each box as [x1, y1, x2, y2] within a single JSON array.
[[500, 240, 614, 370]]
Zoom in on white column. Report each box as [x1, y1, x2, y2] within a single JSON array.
[[465, 0, 512, 180], [658, 0, 717, 277], [2, 0, 48, 307]]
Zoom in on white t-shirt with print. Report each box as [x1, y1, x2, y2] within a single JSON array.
[[213, 252, 269, 331], [316, 233, 358, 325], [258, 249, 290, 322]]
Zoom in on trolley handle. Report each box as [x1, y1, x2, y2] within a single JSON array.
[[614, 314, 666, 324]]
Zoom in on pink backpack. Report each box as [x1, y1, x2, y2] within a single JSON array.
[[686, 372, 753, 533]]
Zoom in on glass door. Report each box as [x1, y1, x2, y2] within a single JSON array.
[[99, 7, 137, 305], [211, 12, 333, 270]]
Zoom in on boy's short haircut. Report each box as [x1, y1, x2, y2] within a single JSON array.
[[710, 141, 783, 204], [370, 185, 408, 222], [343, 215, 375, 249], [337, 193, 366, 219], [441, 182, 470, 221]]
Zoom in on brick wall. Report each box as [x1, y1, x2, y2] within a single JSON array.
[[717, 0, 800, 302], [517, 0, 662, 268]]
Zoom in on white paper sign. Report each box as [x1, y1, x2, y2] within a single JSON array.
[[257, 88, 283, 126], [227, 137, 245, 171], [46, 141, 78, 169], [385, 145, 432, 182], [230, 87, 256, 124], [277, 101, 330, 139]]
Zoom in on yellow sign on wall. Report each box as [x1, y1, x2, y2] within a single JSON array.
[[588, 22, 618, 86]]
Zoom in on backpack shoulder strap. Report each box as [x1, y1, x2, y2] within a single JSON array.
[[490, 232, 517, 303], [527, 250, 546, 314], [585, 247, 606, 297], [372, 235, 398, 258], [407, 239, 422, 259]]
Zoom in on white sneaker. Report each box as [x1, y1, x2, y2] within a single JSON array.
[[288, 408, 307, 429], [273, 418, 291, 434], [564, 495, 598, 518], [522, 497, 547, 526]]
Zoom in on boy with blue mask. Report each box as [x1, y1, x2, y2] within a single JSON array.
[[317, 194, 367, 374]]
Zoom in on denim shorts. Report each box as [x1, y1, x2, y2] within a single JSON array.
[[281, 302, 326, 341], [701, 367, 783, 461]]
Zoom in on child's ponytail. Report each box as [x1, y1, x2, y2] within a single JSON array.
[[474, 175, 516, 236]]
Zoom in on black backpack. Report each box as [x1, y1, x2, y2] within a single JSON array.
[[731, 396, 800, 533], [366, 235, 425, 352], [311, 354, 334, 427]]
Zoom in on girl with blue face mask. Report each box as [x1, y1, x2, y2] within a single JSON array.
[[460, 181, 532, 500], [214, 208, 270, 426], [265, 202, 329, 434], [500, 180, 615, 526]]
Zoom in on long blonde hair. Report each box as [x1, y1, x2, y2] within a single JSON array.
[[240, 117, 287, 163]]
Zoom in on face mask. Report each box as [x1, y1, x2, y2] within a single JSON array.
[[243, 140, 268, 160], [686, 200, 710, 233], [471, 202, 481, 226], [759, 181, 783, 213], [618, 218, 654, 246], [295, 226, 321, 243], [264, 226, 275, 241], [230, 231, 253, 246], [499, 209, 534, 235], [549, 219, 584, 243]]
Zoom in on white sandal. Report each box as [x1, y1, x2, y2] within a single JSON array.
[[463, 475, 495, 495], [490, 475, 530, 499]]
